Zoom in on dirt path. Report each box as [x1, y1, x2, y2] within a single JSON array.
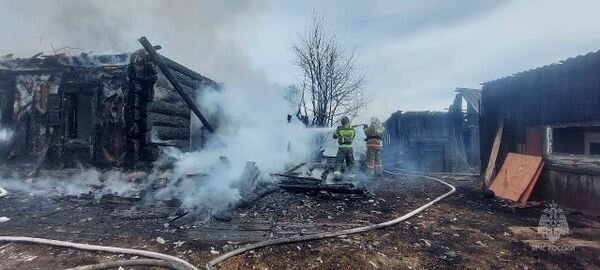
[[0, 174, 598, 269]]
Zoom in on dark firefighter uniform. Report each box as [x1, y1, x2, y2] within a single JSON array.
[[364, 118, 383, 176], [333, 117, 355, 178]]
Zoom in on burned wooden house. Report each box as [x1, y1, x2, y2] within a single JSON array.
[[0, 46, 219, 170], [382, 89, 480, 173], [481, 50, 600, 214]]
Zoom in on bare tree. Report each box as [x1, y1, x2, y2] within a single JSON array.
[[293, 14, 367, 127]]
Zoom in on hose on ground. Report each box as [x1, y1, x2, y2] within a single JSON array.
[[205, 170, 456, 269], [65, 258, 189, 270], [0, 236, 198, 270]]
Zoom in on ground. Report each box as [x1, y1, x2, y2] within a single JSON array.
[[0, 172, 598, 270]]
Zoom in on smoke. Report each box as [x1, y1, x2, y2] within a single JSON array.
[[0, 128, 12, 142], [0, 0, 270, 84], [0, 0, 373, 219], [149, 73, 316, 217], [0, 169, 100, 197]]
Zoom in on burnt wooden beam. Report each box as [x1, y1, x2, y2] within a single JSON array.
[[271, 173, 322, 182], [283, 162, 306, 175], [278, 183, 367, 194], [138, 36, 214, 133], [159, 54, 211, 84], [168, 211, 189, 223], [173, 70, 202, 89]]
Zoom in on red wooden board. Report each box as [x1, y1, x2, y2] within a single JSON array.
[[489, 153, 543, 201]]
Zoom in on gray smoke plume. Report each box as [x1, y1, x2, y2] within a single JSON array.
[[0, 0, 271, 84], [0, 128, 12, 142], [0, 169, 100, 197], [149, 75, 316, 217]]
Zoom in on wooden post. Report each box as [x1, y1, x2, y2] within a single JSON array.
[[138, 36, 214, 133], [484, 122, 504, 187]]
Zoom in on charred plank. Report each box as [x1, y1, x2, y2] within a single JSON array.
[[278, 183, 367, 194], [272, 173, 321, 182]]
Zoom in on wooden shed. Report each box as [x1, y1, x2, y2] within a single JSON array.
[[480, 50, 600, 214], [0, 49, 219, 170], [383, 89, 480, 173]]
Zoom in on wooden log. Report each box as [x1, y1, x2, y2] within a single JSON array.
[[158, 54, 211, 85], [283, 162, 306, 175], [148, 140, 189, 149], [155, 74, 196, 98], [173, 71, 201, 89], [153, 126, 189, 141], [149, 100, 190, 118], [153, 86, 185, 104], [138, 37, 214, 132], [149, 113, 190, 128], [272, 173, 321, 182], [278, 183, 366, 194]]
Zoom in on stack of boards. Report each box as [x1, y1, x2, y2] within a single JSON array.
[[489, 153, 545, 203]]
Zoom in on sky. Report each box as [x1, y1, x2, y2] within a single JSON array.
[[2, 0, 600, 121]]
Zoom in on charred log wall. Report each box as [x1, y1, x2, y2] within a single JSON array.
[[127, 51, 157, 167], [0, 67, 130, 168], [0, 51, 218, 169], [147, 72, 193, 150], [128, 50, 207, 163]]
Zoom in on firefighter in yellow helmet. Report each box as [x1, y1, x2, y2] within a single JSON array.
[[364, 117, 384, 176], [333, 116, 355, 179]]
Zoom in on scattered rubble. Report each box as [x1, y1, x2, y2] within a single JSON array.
[[0, 173, 598, 269]]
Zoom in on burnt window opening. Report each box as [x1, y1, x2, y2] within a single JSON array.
[[549, 126, 600, 157], [67, 93, 92, 141]]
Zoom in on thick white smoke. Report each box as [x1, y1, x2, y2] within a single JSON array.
[[151, 75, 316, 216], [0, 128, 12, 142], [0, 169, 100, 197]]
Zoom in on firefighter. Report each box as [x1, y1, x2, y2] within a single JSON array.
[[333, 116, 355, 179], [364, 117, 383, 176]]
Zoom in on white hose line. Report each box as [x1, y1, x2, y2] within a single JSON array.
[[65, 259, 189, 270], [206, 170, 456, 270], [0, 187, 7, 198], [0, 236, 198, 270]]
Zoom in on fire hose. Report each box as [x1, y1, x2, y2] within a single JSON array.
[[0, 236, 198, 270], [0, 170, 455, 270], [205, 169, 456, 269]]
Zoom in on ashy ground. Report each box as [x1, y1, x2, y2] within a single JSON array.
[[0, 172, 598, 269]]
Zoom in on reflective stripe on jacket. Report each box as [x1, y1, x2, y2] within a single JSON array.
[[366, 140, 382, 148], [333, 124, 355, 146]]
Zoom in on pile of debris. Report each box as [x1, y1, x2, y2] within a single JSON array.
[[274, 156, 367, 195]]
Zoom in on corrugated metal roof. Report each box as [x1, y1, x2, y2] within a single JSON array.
[[482, 49, 600, 85]]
